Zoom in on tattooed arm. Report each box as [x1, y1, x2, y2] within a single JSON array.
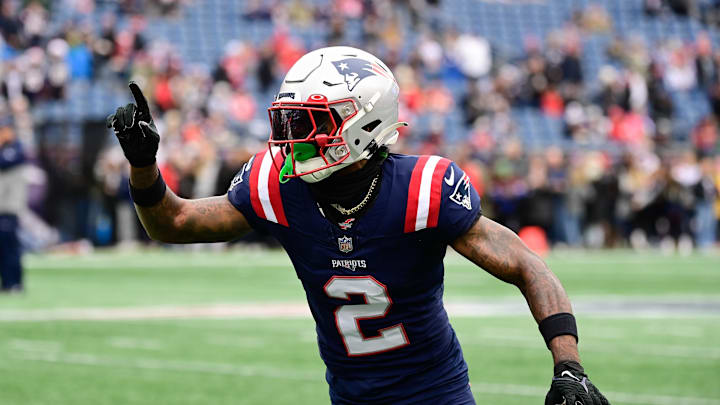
[[130, 164, 251, 243], [451, 216, 579, 365]]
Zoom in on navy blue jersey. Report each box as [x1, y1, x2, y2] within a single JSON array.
[[228, 151, 482, 403]]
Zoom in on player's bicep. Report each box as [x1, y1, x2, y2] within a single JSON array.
[[451, 216, 539, 286], [172, 195, 252, 243]]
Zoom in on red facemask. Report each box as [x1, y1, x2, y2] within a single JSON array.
[[267, 95, 358, 179]]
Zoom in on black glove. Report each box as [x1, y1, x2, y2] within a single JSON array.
[[545, 361, 610, 405], [106, 82, 160, 167]]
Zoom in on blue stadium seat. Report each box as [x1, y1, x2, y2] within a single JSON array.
[[34, 0, 720, 147]]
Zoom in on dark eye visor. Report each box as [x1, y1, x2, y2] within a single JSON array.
[[270, 107, 341, 141]]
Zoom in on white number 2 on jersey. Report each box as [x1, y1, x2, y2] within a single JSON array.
[[324, 276, 410, 356]]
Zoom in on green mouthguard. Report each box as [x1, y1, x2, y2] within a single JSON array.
[[279, 143, 318, 183]]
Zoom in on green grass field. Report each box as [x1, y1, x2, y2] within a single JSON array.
[[1, 249, 718, 405]]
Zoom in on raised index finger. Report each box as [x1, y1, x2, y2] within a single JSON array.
[[128, 81, 150, 114]]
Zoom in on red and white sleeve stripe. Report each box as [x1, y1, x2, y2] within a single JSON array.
[[404, 156, 451, 233], [249, 148, 289, 227]]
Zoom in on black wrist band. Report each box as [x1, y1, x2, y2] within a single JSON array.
[[129, 157, 157, 168], [539, 312, 578, 348], [129, 170, 167, 207]]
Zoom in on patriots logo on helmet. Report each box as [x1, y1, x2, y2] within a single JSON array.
[[331, 58, 391, 91]]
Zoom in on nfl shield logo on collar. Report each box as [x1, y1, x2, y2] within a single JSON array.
[[338, 236, 353, 253]]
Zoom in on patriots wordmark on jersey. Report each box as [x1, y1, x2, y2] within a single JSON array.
[[228, 151, 482, 404]]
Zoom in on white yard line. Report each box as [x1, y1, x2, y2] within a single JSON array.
[[2, 298, 718, 322], [8, 339, 62, 353], [0, 303, 312, 322], [12, 350, 318, 381], [107, 336, 164, 350], [461, 334, 720, 361], [206, 336, 272, 348], [10, 351, 720, 405], [445, 300, 720, 318]]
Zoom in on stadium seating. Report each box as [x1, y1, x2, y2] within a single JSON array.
[[40, 0, 719, 146]]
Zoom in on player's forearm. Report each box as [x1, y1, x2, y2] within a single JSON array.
[[130, 164, 187, 242], [452, 217, 572, 318], [517, 255, 580, 363], [452, 217, 580, 364], [130, 165, 250, 243], [515, 251, 572, 322], [548, 335, 580, 364], [511, 241, 579, 363]]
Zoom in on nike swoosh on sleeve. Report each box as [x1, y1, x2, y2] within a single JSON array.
[[444, 166, 454, 186]]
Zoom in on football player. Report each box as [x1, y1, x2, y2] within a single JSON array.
[[108, 46, 609, 405]]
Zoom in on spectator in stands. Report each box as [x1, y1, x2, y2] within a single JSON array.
[[609, 105, 650, 146], [575, 3, 612, 33], [243, 0, 272, 21], [0, 0, 22, 49], [19, 1, 47, 47], [66, 27, 93, 80], [525, 153, 555, 239], [560, 42, 583, 85], [95, 146, 136, 246], [546, 147, 582, 245], [695, 32, 716, 89], [647, 61, 675, 124], [662, 39, 698, 92], [666, 150, 701, 246], [584, 152, 620, 247], [489, 139, 528, 232], [521, 46, 549, 107], [448, 32, 492, 79], [91, 13, 118, 76], [693, 116, 719, 155], [0, 116, 27, 293], [644, 0, 664, 16], [667, 0, 700, 18], [150, 0, 184, 16], [694, 156, 719, 248], [256, 43, 276, 93], [541, 85, 564, 117]]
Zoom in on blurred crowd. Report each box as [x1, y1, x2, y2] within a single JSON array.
[[1, 0, 719, 251]]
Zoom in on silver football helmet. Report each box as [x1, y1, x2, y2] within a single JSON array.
[[268, 46, 406, 183]]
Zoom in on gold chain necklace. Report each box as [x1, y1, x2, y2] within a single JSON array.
[[330, 174, 380, 216]]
